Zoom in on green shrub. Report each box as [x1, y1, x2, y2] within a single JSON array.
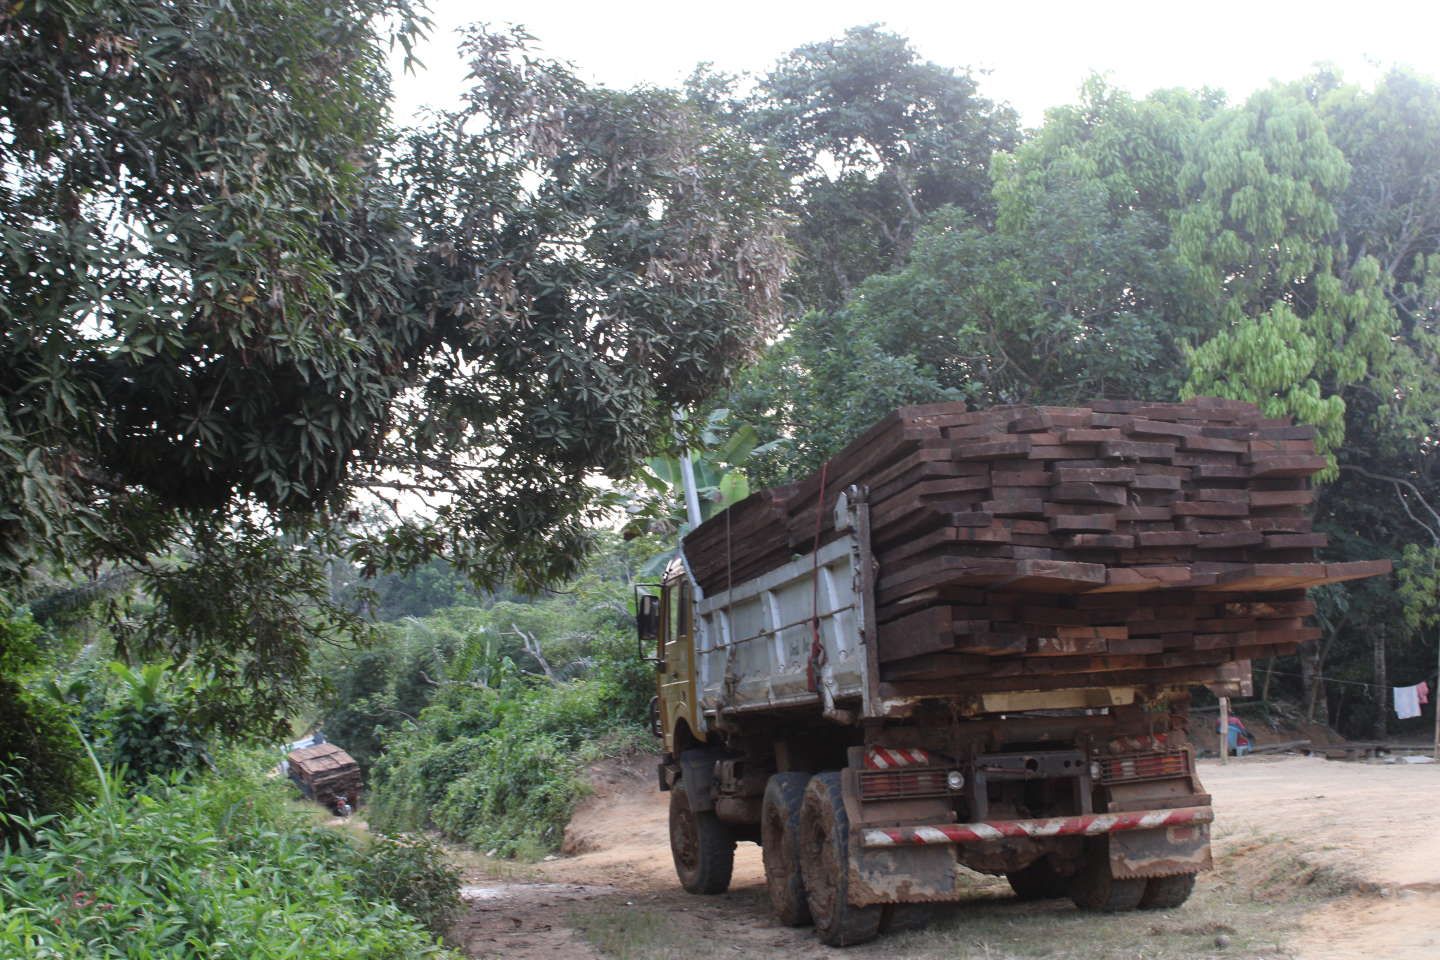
[[0, 614, 93, 839], [102, 661, 211, 782], [0, 755, 460, 959], [350, 832, 463, 936]]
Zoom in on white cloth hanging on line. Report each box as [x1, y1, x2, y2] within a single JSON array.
[[1393, 681, 1428, 720]]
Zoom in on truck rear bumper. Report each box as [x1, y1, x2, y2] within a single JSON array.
[[860, 805, 1213, 848]]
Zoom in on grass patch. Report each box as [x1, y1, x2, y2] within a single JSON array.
[[569, 902, 697, 960]]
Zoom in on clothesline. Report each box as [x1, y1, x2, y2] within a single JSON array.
[[1260, 667, 1440, 691]]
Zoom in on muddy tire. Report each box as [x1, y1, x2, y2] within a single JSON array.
[[798, 772, 883, 947], [761, 773, 813, 926], [1068, 841, 1145, 912], [1007, 857, 1070, 901], [669, 782, 734, 895], [1139, 873, 1197, 910]]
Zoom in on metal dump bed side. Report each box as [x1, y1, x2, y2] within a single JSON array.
[[683, 489, 875, 728]]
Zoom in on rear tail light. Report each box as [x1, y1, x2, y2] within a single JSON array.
[[859, 767, 950, 801], [1097, 750, 1189, 785]]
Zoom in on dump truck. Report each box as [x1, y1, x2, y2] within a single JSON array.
[[637, 399, 1388, 946]]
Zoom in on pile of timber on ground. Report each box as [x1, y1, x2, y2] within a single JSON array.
[[682, 398, 1390, 692]]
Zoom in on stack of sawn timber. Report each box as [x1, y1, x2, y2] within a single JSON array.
[[681, 398, 1391, 693]]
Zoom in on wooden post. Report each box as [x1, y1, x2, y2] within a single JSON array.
[[1219, 696, 1230, 765]]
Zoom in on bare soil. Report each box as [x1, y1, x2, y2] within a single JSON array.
[[449, 754, 1440, 960]]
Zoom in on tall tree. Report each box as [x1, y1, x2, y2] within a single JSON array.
[[730, 81, 1219, 481], [0, 5, 787, 733], [734, 25, 1019, 309]]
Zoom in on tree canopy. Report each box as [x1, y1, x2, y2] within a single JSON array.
[[690, 25, 1019, 311], [1, 2, 787, 733], [720, 66, 1440, 733]]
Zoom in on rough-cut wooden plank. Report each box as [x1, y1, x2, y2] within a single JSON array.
[[1264, 533, 1328, 549], [1191, 463, 1251, 480], [1049, 514, 1119, 533], [877, 607, 973, 663], [1181, 434, 1250, 453], [1125, 418, 1202, 438], [1031, 635, 1109, 656], [1064, 534, 1136, 549], [956, 437, 1033, 459], [1191, 488, 1250, 503], [1248, 455, 1328, 477], [1137, 531, 1200, 547], [1249, 489, 1315, 508], [1051, 482, 1130, 506], [1172, 500, 1250, 517], [1052, 466, 1135, 484], [1098, 440, 1177, 460], [1195, 532, 1266, 549]]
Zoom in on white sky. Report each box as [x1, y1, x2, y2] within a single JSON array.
[[391, 0, 1440, 127]]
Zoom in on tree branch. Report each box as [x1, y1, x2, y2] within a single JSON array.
[[1339, 464, 1440, 545]]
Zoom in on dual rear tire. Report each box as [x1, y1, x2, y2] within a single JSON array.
[[797, 772, 884, 946], [1066, 840, 1197, 912], [761, 772, 812, 926]]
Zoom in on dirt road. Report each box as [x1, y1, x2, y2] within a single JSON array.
[[451, 755, 1440, 959]]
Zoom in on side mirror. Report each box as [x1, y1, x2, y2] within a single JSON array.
[[635, 591, 660, 660]]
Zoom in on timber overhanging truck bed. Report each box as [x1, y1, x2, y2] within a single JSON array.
[[641, 399, 1389, 947]]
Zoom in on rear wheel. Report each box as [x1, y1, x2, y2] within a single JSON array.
[[1007, 857, 1070, 901], [1068, 841, 1145, 912], [799, 772, 883, 947], [669, 783, 735, 894], [1139, 873, 1197, 910], [761, 773, 812, 926]]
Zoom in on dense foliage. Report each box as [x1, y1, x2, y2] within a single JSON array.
[[339, 536, 656, 856], [1, 1, 788, 734], [721, 66, 1440, 734], [692, 26, 1019, 309], [0, 754, 460, 958], [0, 615, 92, 842], [367, 661, 652, 858]]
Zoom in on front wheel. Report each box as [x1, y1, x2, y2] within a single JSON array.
[[669, 783, 735, 894], [798, 772, 882, 947]]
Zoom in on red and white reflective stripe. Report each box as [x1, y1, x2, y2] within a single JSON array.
[[864, 746, 933, 769], [860, 805, 1212, 848]]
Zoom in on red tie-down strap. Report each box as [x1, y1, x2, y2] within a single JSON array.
[[806, 460, 829, 693]]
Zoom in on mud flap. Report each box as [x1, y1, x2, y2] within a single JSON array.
[[847, 841, 967, 906], [1108, 821, 1212, 879]]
